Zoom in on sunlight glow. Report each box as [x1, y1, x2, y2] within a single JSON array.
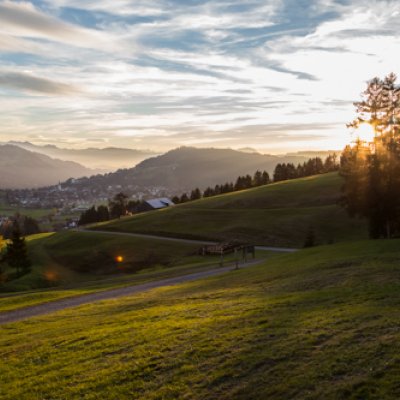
[[355, 123, 375, 143]]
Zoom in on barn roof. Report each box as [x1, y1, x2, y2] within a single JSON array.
[[145, 197, 174, 209]]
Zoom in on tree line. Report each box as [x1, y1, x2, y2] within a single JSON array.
[[0, 214, 40, 239], [172, 155, 338, 204], [78, 154, 338, 225]]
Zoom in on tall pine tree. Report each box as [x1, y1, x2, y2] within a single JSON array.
[[6, 226, 31, 277]]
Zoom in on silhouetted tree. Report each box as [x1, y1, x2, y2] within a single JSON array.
[[109, 192, 128, 218], [190, 188, 202, 200], [203, 187, 213, 197], [78, 206, 98, 225], [180, 193, 189, 203], [340, 73, 400, 238], [324, 153, 338, 172], [6, 226, 31, 277], [171, 195, 181, 204], [97, 205, 110, 221], [273, 164, 285, 182], [253, 170, 263, 186]]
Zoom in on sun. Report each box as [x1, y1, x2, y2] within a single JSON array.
[[356, 123, 375, 143]]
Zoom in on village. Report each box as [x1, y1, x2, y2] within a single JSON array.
[[5, 179, 172, 211]]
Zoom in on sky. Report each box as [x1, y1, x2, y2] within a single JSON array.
[[1, 0, 400, 153]]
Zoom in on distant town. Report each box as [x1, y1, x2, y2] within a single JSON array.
[[6, 179, 172, 212]]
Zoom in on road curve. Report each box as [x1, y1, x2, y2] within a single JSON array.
[[79, 229, 299, 253], [0, 260, 263, 325]]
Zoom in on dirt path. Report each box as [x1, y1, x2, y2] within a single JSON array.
[[0, 260, 263, 325], [81, 229, 299, 253]]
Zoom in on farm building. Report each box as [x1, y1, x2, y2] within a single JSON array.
[[138, 198, 175, 212]]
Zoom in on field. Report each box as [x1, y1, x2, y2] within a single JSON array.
[[1, 230, 270, 301], [0, 202, 82, 233], [0, 204, 55, 219], [1, 239, 399, 399], [95, 173, 368, 247], [0, 231, 205, 292]]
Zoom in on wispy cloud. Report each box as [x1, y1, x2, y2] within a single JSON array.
[[0, 71, 80, 95], [0, 0, 400, 152]]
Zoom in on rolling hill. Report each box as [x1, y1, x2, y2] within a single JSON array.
[[53, 146, 315, 195], [1, 239, 399, 399], [7, 141, 157, 171], [123, 146, 312, 192], [94, 172, 367, 247], [0, 145, 95, 189]]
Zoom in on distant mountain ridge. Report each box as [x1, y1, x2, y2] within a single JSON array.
[[57, 146, 316, 194], [6, 141, 157, 171], [0, 145, 95, 189]]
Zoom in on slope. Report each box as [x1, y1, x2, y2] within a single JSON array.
[[0, 231, 203, 292], [54, 146, 313, 195], [7, 141, 156, 171], [1, 239, 399, 399], [0, 145, 95, 189], [95, 173, 367, 247]]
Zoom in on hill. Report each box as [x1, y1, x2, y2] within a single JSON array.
[[0, 231, 253, 293], [0, 145, 95, 189], [95, 173, 367, 247], [1, 239, 399, 399], [7, 141, 157, 172], [129, 146, 312, 191], [52, 146, 313, 197]]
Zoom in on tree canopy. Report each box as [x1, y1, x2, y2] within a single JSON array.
[[340, 73, 400, 238]]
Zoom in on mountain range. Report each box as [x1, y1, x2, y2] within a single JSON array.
[[58, 146, 318, 194], [6, 141, 156, 171], [0, 145, 95, 189], [1, 143, 339, 192]]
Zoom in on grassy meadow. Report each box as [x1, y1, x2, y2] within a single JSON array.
[[0, 204, 55, 219], [95, 173, 368, 247], [0, 231, 202, 292], [1, 231, 271, 309], [1, 239, 399, 399]]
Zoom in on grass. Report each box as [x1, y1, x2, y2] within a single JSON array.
[[94, 173, 368, 247], [0, 205, 55, 219], [0, 230, 271, 298], [0, 250, 271, 312], [0, 239, 399, 399]]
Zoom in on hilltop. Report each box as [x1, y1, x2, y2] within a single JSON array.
[[95, 173, 367, 247], [0, 145, 95, 189], [50, 146, 313, 195], [7, 141, 156, 172], [5, 146, 317, 206]]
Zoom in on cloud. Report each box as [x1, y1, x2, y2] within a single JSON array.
[[0, 0, 121, 52], [1, 0, 400, 153], [0, 71, 80, 95]]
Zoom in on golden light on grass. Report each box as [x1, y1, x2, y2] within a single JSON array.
[[116, 255, 124, 263], [44, 270, 58, 282], [356, 122, 375, 143]]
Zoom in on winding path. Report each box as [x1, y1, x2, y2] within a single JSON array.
[[0, 259, 263, 325], [0, 230, 298, 325]]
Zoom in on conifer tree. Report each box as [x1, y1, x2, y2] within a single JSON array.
[[6, 226, 31, 277], [341, 73, 400, 238], [190, 188, 201, 200], [261, 171, 270, 185], [180, 193, 189, 203]]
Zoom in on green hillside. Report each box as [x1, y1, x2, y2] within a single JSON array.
[[1, 239, 399, 399], [0, 232, 202, 292], [96, 173, 368, 247]]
